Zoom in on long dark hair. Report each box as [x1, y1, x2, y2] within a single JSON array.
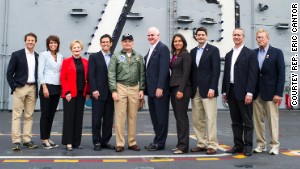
[[171, 33, 187, 55]]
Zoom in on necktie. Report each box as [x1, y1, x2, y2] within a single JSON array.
[[258, 49, 265, 69], [196, 48, 203, 67], [105, 54, 111, 67]]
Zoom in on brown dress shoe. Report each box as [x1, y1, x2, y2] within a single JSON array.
[[128, 144, 140, 151], [115, 146, 124, 152], [206, 148, 217, 155], [190, 147, 207, 152]]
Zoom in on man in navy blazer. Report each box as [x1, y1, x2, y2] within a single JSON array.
[[144, 27, 170, 151], [6, 32, 39, 150], [252, 29, 285, 155], [190, 27, 220, 155], [88, 34, 115, 151], [222, 28, 259, 156]]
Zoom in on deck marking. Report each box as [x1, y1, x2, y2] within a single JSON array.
[[232, 154, 247, 159], [3, 159, 29, 162], [150, 158, 174, 162], [103, 159, 128, 163], [196, 158, 219, 161], [282, 150, 300, 157], [54, 159, 79, 163]]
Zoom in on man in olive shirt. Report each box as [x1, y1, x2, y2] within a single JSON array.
[[108, 34, 145, 152]]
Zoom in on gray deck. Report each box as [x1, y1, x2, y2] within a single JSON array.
[[0, 109, 299, 169]]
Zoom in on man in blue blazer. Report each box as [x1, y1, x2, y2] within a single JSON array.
[[6, 32, 39, 150], [88, 34, 115, 151], [190, 27, 220, 155], [252, 29, 285, 155], [144, 27, 170, 151], [222, 28, 259, 156]]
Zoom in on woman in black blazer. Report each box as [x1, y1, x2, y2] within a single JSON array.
[[170, 34, 192, 154]]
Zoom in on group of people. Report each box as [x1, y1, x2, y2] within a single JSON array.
[[6, 26, 285, 157]]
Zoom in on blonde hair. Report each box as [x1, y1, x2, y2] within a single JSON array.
[[256, 29, 270, 39], [69, 40, 84, 50]]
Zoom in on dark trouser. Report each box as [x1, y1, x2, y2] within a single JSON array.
[[170, 86, 191, 152], [91, 96, 114, 145], [62, 92, 85, 146], [39, 94, 60, 140], [228, 84, 253, 149], [148, 94, 170, 148]]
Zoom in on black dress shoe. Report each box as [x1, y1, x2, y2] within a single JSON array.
[[244, 147, 253, 156], [144, 143, 154, 149], [73, 145, 83, 149], [94, 144, 101, 151], [226, 147, 243, 154], [144, 143, 164, 151], [102, 143, 115, 150]]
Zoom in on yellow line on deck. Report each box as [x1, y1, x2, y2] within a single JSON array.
[[232, 155, 246, 159], [150, 158, 174, 162], [103, 159, 128, 163], [54, 160, 79, 163]]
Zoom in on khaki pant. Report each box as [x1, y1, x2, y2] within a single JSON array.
[[12, 85, 37, 143], [114, 83, 139, 147], [253, 95, 280, 148], [192, 88, 218, 150]]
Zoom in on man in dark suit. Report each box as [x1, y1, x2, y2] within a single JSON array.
[[6, 32, 39, 150], [222, 28, 259, 156], [144, 27, 170, 151], [88, 34, 115, 151], [190, 27, 220, 155], [253, 29, 285, 155]]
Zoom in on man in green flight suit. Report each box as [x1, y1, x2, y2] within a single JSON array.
[[108, 34, 145, 152]]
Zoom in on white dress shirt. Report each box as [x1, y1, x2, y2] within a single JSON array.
[[230, 44, 244, 83], [146, 41, 159, 67], [25, 48, 36, 83]]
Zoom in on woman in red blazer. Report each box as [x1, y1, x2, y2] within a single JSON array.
[[60, 40, 89, 151]]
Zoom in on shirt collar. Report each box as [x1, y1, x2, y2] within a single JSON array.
[[150, 41, 159, 50], [198, 42, 207, 50], [233, 44, 244, 51], [25, 47, 34, 55], [259, 44, 269, 52], [121, 49, 136, 56], [101, 50, 110, 56]]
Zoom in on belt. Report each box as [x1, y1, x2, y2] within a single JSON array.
[[117, 82, 138, 87], [26, 82, 36, 86]]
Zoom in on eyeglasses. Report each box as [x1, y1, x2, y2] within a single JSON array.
[[256, 36, 266, 40], [147, 34, 157, 37]]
